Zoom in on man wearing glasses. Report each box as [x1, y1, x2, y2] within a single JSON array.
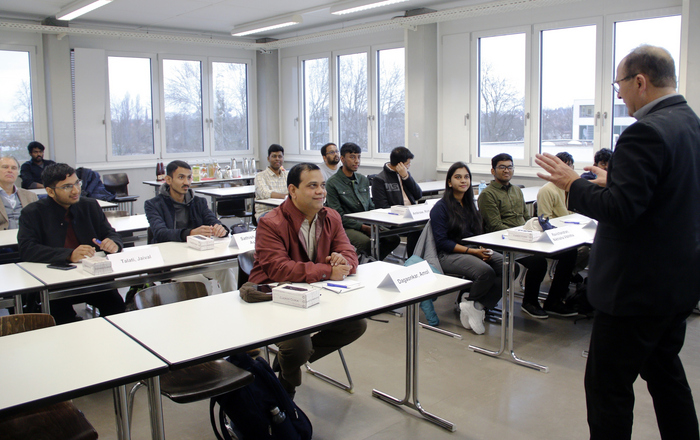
[[18, 163, 126, 323], [318, 142, 340, 182], [478, 153, 577, 319]]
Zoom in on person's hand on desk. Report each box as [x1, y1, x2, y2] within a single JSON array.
[[190, 225, 227, 237], [70, 244, 96, 262], [330, 264, 352, 281], [93, 238, 119, 254], [211, 224, 228, 237], [326, 252, 348, 266], [583, 165, 607, 187], [361, 224, 371, 236]]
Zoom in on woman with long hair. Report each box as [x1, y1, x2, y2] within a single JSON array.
[[429, 162, 503, 334]]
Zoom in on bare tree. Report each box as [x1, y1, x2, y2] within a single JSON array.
[[304, 59, 330, 150], [338, 54, 368, 149], [164, 60, 203, 152], [213, 62, 248, 151], [378, 52, 405, 153], [110, 91, 153, 155], [479, 63, 524, 142], [541, 106, 573, 140]]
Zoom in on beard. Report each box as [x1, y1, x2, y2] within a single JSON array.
[[327, 157, 340, 166]]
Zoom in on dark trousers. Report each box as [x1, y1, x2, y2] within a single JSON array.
[[585, 310, 699, 440], [276, 319, 367, 391], [51, 289, 126, 324], [517, 248, 577, 305]]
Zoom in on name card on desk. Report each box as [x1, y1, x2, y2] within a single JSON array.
[[107, 247, 165, 272], [229, 231, 256, 251], [389, 204, 432, 221], [540, 228, 589, 245], [378, 260, 436, 293]]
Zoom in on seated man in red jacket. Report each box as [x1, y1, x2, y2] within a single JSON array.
[[249, 163, 367, 398]]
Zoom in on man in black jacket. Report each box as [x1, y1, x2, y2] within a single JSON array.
[[18, 163, 126, 323], [20, 141, 56, 189], [371, 146, 422, 256], [536, 45, 700, 440]]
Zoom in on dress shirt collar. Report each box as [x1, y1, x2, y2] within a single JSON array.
[[633, 93, 679, 120]]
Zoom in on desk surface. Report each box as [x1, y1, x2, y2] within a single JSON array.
[[0, 318, 167, 415], [0, 263, 45, 297], [344, 208, 429, 227], [27, 190, 118, 208], [107, 261, 469, 368], [520, 186, 543, 204], [143, 175, 256, 188], [194, 185, 256, 198], [0, 229, 17, 247], [418, 180, 445, 195], [256, 197, 284, 207]]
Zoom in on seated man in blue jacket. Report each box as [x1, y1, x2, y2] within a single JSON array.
[[145, 160, 236, 292], [18, 163, 126, 323]]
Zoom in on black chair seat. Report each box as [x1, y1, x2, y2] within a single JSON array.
[[160, 359, 254, 404], [114, 195, 139, 203], [0, 401, 98, 440]]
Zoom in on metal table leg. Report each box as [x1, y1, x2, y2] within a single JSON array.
[[370, 224, 380, 260], [13, 294, 23, 314], [372, 304, 456, 431], [146, 377, 165, 440], [40, 288, 50, 314], [113, 385, 131, 440], [468, 251, 549, 372]]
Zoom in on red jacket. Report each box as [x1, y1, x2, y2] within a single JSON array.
[[249, 199, 358, 284]]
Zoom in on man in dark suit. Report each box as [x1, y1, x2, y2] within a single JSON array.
[[536, 45, 700, 440]]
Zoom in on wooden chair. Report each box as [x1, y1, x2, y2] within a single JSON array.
[[127, 282, 254, 432], [0, 314, 99, 440]]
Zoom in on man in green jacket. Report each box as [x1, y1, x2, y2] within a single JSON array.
[[325, 142, 399, 260]]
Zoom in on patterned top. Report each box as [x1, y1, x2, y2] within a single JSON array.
[[255, 167, 288, 220]]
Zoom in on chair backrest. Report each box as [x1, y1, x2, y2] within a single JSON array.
[[103, 210, 130, 218], [103, 173, 130, 196], [367, 173, 377, 186], [0, 313, 55, 337], [133, 281, 208, 309]]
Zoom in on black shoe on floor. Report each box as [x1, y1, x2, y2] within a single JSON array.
[[521, 302, 548, 319], [543, 301, 579, 317]]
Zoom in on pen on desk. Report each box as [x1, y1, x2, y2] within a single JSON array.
[[327, 283, 348, 288], [502, 234, 506, 239], [387, 212, 399, 216], [563, 221, 581, 224]]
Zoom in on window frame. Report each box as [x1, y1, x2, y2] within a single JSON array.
[[299, 52, 332, 157]]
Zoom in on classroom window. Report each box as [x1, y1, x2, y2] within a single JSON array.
[[540, 25, 596, 164], [478, 33, 526, 160], [0, 50, 34, 161], [611, 15, 681, 149], [337, 52, 368, 151], [108, 56, 154, 156], [163, 59, 204, 154], [211, 61, 248, 151], [302, 57, 330, 151], [377, 47, 405, 154]]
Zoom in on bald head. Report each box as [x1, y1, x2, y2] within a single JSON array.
[[621, 45, 677, 89]]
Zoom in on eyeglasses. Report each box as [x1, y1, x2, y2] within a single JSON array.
[[495, 165, 514, 171], [325, 150, 339, 155], [612, 73, 638, 94], [51, 180, 82, 192]]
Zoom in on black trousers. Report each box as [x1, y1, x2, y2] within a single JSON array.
[[51, 289, 126, 324], [585, 310, 699, 440], [517, 248, 577, 305]]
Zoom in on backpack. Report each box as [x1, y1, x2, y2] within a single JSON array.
[[210, 353, 313, 440]]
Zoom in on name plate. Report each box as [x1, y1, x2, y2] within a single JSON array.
[[389, 204, 432, 221], [539, 227, 589, 245], [378, 260, 436, 293], [229, 230, 256, 251], [107, 247, 165, 272]]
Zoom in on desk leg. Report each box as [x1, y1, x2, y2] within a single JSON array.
[[13, 294, 23, 314], [468, 251, 548, 372], [39, 288, 50, 314], [372, 304, 456, 431], [146, 377, 166, 440], [112, 385, 131, 440], [370, 224, 380, 260]]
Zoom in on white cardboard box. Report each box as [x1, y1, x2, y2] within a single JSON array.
[[82, 256, 113, 275], [272, 285, 321, 308], [187, 234, 215, 250]]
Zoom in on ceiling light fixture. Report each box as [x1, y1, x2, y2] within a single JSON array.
[[330, 0, 410, 15], [56, 0, 114, 21], [231, 14, 303, 37]]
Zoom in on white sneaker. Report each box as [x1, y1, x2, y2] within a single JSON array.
[[460, 301, 485, 335], [458, 301, 471, 329]]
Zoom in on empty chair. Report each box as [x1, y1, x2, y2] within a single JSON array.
[[103, 173, 139, 214], [0, 314, 99, 440], [127, 282, 254, 432]]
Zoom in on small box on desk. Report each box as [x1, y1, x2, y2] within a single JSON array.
[[187, 235, 215, 250], [507, 228, 542, 242], [82, 256, 113, 275], [272, 285, 320, 308]]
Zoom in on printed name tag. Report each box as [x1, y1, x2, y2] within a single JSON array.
[[229, 230, 256, 251], [378, 260, 436, 293], [389, 204, 433, 220], [107, 247, 165, 272], [539, 227, 588, 245]]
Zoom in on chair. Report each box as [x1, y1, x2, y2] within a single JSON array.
[[127, 282, 254, 432], [236, 252, 355, 393], [217, 199, 254, 228], [103, 173, 140, 215], [0, 314, 99, 440]]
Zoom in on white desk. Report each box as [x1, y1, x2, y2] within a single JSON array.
[[0, 263, 45, 312], [194, 185, 256, 214], [143, 175, 256, 196], [344, 208, 429, 260], [418, 180, 445, 196], [28, 189, 118, 209], [107, 261, 470, 432], [0, 229, 17, 247], [464, 213, 596, 372], [0, 318, 168, 440], [255, 197, 284, 207], [18, 239, 245, 313]]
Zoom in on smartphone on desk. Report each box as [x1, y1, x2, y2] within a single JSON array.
[[47, 264, 77, 271], [252, 284, 273, 293]]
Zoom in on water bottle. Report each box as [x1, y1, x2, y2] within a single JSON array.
[[232, 157, 237, 172], [270, 407, 286, 424], [251, 159, 257, 174], [243, 157, 249, 175], [478, 180, 487, 195]]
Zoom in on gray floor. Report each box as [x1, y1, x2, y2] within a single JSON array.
[[72, 289, 700, 440]]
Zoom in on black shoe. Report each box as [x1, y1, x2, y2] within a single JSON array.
[[543, 301, 579, 317], [272, 355, 280, 372], [571, 273, 584, 285], [521, 302, 548, 319]]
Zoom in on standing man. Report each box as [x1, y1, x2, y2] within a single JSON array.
[[249, 163, 366, 398], [0, 156, 38, 230], [371, 146, 423, 256], [255, 144, 288, 221], [318, 142, 340, 182], [18, 163, 126, 324], [145, 160, 236, 293], [536, 45, 700, 440], [478, 153, 577, 318], [20, 141, 56, 189], [326, 142, 400, 260]]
